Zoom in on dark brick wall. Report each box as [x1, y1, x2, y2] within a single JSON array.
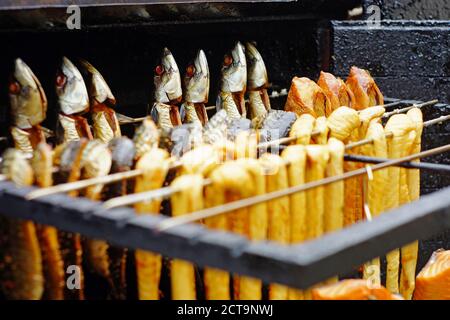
[[331, 20, 450, 269], [364, 0, 450, 20]]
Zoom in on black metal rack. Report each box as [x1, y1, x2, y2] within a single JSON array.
[[0, 157, 448, 290]]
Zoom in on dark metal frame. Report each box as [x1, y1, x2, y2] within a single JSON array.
[[0, 179, 449, 289]]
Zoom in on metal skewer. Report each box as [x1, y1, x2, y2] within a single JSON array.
[[344, 154, 450, 173], [25, 112, 448, 200], [156, 144, 450, 231], [382, 99, 438, 118], [345, 114, 450, 151]]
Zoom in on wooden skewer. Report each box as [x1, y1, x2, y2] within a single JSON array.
[[25, 112, 448, 200], [156, 143, 450, 231]]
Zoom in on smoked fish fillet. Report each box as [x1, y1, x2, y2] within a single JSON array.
[[284, 77, 331, 117], [400, 108, 424, 299], [384, 114, 416, 294], [344, 106, 384, 226], [134, 148, 169, 300], [324, 138, 345, 234], [304, 145, 329, 298], [235, 159, 268, 300], [317, 71, 355, 112], [31, 143, 65, 300], [289, 114, 315, 145], [81, 141, 113, 281], [281, 145, 307, 299], [0, 149, 43, 300], [327, 106, 360, 142], [259, 154, 290, 300], [170, 174, 204, 300], [414, 250, 450, 300], [312, 116, 329, 145], [312, 279, 403, 300], [235, 131, 258, 159], [203, 162, 254, 300], [361, 122, 388, 287], [324, 138, 345, 285], [345, 66, 384, 110]]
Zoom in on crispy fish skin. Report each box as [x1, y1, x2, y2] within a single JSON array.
[[284, 77, 331, 117], [289, 114, 315, 145], [170, 174, 204, 300], [9, 58, 47, 129], [317, 71, 355, 112], [134, 148, 169, 300], [182, 49, 209, 126], [105, 137, 136, 300], [56, 57, 89, 116], [132, 117, 160, 159], [152, 48, 183, 128], [312, 279, 403, 300], [235, 159, 267, 300], [327, 106, 360, 142], [80, 140, 113, 282], [0, 149, 43, 300], [217, 42, 247, 118], [346, 66, 383, 110], [259, 154, 290, 300], [384, 114, 416, 294], [399, 108, 424, 299], [245, 42, 270, 119], [55, 139, 89, 300], [361, 122, 388, 286], [414, 250, 450, 300], [203, 162, 253, 300], [32, 143, 65, 300], [281, 145, 306, 299]]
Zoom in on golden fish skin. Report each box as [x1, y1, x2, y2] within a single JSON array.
[[92, 110, 121, 143], [54, 140, 88, 300], [259, 154, 290, 300], [80, 141, 112, 281], [0, 149, 43, 300], [134, 148, 169, 300], [32, 143, 65, 300], [170, 175, 204, 300]]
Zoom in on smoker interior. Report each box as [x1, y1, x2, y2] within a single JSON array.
[[0, 1, 449, 299]]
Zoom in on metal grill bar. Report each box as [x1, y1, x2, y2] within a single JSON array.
[[0, 180, 448, 289]]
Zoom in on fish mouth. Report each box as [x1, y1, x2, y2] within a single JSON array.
[[58, 57, 89, 115], [245, 42, 268, 90], [155, 48, 182, 103], [184, 49, 210, 104], [221, 41, 247, 93]]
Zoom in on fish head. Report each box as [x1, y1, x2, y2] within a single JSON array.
[[9, 58, 47, 129], [245, 42, 268, 90], [79, 59, 116, 107], [220, 41, 247, 93], [184, 49, 209, 104], [154, 48, 182, 103], [56, 57, 89, 115]]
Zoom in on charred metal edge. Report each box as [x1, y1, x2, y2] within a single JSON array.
[[0, 180, 449, 289]]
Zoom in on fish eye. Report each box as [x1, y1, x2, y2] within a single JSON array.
[[155, 65, 164, 76], [186, 65, 195, 77], [8, 81, 20, 95], [223, 55, 233, 66], [56, 72, 67, 88]]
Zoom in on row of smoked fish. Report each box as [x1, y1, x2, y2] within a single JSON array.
[[0, 41, 448, 300]]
